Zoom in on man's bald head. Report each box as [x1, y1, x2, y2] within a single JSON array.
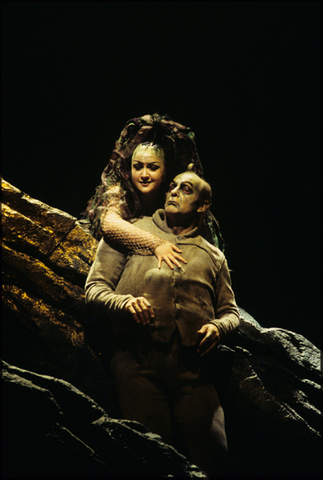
[[164, 171, 212, 233]]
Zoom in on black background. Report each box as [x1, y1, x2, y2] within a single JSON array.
[[1, 2, 320, 347]]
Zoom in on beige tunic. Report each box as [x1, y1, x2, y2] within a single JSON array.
[[85, 209, 240, 347]]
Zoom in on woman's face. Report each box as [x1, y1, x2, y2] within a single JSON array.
[[131, 148, 165, 198]]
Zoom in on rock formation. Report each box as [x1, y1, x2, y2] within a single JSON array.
[[2, 360, 204, 478], [1, 178, 321, 477], [2, 178, 110, 407]]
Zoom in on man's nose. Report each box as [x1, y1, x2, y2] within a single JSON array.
[[170, 187, 179, 196]]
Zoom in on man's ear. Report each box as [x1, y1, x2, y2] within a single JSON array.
[[197, 200, 210, 213]]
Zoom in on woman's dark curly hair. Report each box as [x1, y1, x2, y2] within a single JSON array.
[[84, 113, 225, 250]]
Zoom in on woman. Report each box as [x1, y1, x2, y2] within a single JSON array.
[[85, 113, 224, 268]]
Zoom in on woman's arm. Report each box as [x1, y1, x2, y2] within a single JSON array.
[[101, 209, 186, 269]]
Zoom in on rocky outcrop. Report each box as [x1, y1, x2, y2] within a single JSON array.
[[214, 314, 321, 476], [1, 179, 321, 477], [2, 360, 205, 478], [2, 178, 112, 409]]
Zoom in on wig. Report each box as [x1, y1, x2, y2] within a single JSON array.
[[84, 113, 224, 250]]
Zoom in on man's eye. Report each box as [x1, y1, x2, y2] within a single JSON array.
[[182, 186, 192, 193], [168, 183, 176, 191]]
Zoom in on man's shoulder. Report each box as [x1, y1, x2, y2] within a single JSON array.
[[199, 236, 224, 256], [131, 215, 160, 235], [187, 235, 226, 268], [133, 211, 171, 237], [132, 216, 154, 229]]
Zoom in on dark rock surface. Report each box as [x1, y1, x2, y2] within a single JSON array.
[[1, 179, 321, 477], [214, 313, 321, 476], [2, 360, 205, 478], [2, 178, 111, 408]]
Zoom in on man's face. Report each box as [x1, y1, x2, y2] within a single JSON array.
[[165, 172, 203, 218]]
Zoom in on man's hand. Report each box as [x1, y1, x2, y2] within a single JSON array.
[[125, 297, 154, 326], [154, 242, 187, 270], [196, 324, 221, 357]]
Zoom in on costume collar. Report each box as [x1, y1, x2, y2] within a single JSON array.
[[152, 209, 200, 239]]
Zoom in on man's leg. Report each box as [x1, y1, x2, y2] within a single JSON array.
[[172, 380, 228, 476], [110, 348, 173, 445]]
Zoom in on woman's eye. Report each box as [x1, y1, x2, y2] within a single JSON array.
[[133, 164, 142, 170], [149, 165, 159, 171]]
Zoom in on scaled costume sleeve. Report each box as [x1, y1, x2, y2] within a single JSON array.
[[100, 184, 168, 256]]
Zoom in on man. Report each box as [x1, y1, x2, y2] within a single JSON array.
[[85, 169, 240, 475]]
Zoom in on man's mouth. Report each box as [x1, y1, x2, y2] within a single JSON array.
[[167, 200, 179, 206]]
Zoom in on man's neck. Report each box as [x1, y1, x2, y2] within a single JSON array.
[[165, 213, 197, 236]]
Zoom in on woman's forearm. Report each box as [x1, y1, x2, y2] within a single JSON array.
[[101, 210, 167, 255]]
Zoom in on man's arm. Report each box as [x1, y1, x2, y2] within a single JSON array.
[[211, 257, 240, 336], [197, 256, 240, 356], [85, 238, 155, 324], [85, 238, 134, 317]]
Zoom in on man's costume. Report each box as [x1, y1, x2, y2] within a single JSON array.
[[85, 209, 239, 473]]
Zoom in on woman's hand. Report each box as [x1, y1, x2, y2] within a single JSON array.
[[154, 242, 187, 269], [125, 297, 154, 326]]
